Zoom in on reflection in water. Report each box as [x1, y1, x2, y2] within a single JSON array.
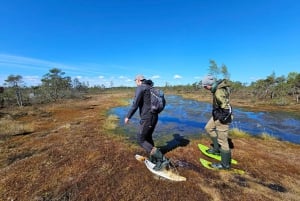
[[111, 95, 300, 144]]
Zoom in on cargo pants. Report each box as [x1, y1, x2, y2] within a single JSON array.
[[204, 117, 230, 151]]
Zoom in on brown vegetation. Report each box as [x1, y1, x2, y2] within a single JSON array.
[[0, 92, 299, 201], [178, 90, 300, 113]]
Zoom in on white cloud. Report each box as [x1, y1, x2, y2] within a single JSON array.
[[174, 74, 182, 79], [0, 53, 78, 71], [0, 54, 167, 87], [151, 75, 160, 79]]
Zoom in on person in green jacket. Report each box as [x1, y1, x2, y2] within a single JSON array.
[[202, 75, 233, 170]]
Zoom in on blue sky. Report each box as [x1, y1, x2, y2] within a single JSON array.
[[0, 0, 299, 87]]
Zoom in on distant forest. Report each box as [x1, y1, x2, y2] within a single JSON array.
[[0, 60, 299, 107]]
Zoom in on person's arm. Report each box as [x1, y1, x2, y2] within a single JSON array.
[[125, 86, 144, 123]]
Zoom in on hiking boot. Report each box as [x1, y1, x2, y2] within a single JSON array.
[[150, 148, 170, 171], [153, 157, 170, 171], [149, 154, 157, 164], [211, 163, 230, 170], [206, 148, 220, 155], [211, 149, 231, 170]]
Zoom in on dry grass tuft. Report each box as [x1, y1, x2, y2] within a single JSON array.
[[0, 119, 35, 136], [229, 128, 249, 138], [102, 114, 119, 130], [260, 132, 278, 141]]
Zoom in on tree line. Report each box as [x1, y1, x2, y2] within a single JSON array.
[[0, 60, 299, 108], [0, 68, 91, 107], [165, 60, 299, 105]]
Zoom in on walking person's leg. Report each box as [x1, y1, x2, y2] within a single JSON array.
[[146, 114, 170, 170], [145, 117, 156, 147], [211, 121, 231, 169], [137, 119, 154, 153], [204, 117, 220, 155]]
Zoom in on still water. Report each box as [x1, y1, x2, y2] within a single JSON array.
[[110, 95, 300, 144]]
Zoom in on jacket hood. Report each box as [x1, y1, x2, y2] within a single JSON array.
[[217, 79, 230, 88], [211, 79, 230, 93]]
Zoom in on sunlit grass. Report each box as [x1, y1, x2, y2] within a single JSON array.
[[102, 114, 119, 130], [118, 98, 131, 106], [0, 119, 35, 136], [229, 128, 250, 138], [260, 132, 278, 141], [230, 128, 277, 142]]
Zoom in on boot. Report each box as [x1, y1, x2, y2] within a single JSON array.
[[211, 149, 231, 170], [150, 148, 170, 171], [149, 154, 157, 164], [206, 137, 220, 155]]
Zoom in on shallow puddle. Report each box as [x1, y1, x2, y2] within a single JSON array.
[[111, 95, 300, 144]]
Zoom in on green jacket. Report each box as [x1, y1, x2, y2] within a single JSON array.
[[211, 79, 231, 110]]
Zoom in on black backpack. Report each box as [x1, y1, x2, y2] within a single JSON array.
[[149, 87, 166, 114]]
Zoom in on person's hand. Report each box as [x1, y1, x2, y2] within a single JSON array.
[[124, 117, 129, 124]]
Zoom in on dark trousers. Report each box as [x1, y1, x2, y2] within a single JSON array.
[[138, 114, 158, 153]]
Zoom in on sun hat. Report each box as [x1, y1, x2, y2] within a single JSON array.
[[202, 75, 215, 86]]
